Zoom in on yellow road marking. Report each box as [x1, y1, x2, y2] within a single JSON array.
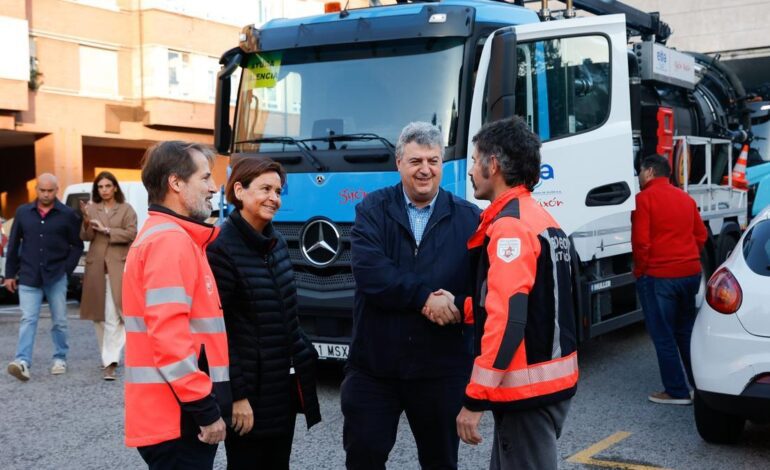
[[567, 431, 671, 470]]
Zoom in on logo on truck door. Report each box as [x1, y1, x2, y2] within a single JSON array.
[[534, 164, 555, 189], [300, 218, 341, 267]]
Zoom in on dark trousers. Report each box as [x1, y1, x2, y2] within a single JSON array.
[[637, 274, 700, 398], [490, 399, 571, 470], [224, 421, 296, 470], [341, 367, 467, 470], [137, 434, 218, 470]]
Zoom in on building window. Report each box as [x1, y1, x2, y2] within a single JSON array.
[[79, 46, 118, 97], [168, 50, 191, 98], [200, 56, 221, 103], [0, 17, 29, 81], [208, 70, 216, 102]]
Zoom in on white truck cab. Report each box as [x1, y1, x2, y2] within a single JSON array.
[[468, 14, 747, 338]]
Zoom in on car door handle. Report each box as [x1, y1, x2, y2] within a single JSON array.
[[585, 182, 631, 207]]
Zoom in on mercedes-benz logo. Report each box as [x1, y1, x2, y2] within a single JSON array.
[[300, 219, 341, 267], [315, 175, 325, 185]]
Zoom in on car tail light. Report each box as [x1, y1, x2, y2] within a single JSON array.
[[705, 267, 743, 314], [755, 374, 770, 384]]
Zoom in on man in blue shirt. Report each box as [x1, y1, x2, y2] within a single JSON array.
[[4, 173, 83, 381], [343, 122, 481, 469]]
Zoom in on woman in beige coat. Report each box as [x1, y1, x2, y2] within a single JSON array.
[[79, 171, 137, 380]]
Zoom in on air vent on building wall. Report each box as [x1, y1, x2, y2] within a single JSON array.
[[29, 38, 43, 91]]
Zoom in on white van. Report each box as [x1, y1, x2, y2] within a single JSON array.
[[62, 182, 224, 295], [62, 181, 149, 297], [63, 181, 150, 234]]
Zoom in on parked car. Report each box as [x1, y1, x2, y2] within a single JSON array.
[[0, 217, 20, 303], [692, 206, 770, 443]]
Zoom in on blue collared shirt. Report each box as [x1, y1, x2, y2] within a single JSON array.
[[404, 190, 439, 246]]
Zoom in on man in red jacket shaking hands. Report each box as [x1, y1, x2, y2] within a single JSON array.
[[632, 154, 707, 406]]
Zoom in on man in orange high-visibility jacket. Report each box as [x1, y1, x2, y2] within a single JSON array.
[[457, 117, 578, 470], [123, 141, 231, 469]]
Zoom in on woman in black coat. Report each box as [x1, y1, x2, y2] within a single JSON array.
[[207, 158, 321, 469]]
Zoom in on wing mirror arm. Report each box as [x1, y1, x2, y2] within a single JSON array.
[[215, 47, 243, 155], [485, 29, 518, 123]]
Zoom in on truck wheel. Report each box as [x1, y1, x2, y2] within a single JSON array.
[[696, 257, 709, 310], [694, 391, 745, 444], [716, 234, 738, 266]]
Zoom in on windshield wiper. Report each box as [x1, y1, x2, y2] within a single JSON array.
[[303, 133, 396, 157], [234, 137, 326, 172]]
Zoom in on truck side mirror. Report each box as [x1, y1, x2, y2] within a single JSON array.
[[486, 29, 518, 123], [215, 47, 243, 155]]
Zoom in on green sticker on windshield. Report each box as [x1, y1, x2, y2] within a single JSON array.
[[248, 53, 282, 88]]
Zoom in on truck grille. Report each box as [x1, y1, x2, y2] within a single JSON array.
[[274, 221, 355, 291]]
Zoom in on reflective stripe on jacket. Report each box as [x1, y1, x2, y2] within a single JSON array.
[[123, 208, 231, 447], [465, 186, 578, 412]]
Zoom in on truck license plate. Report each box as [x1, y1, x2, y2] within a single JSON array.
[[313, 342, 349, 360]]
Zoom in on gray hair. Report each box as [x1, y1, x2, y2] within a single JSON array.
[[395, 122, 444, 160]]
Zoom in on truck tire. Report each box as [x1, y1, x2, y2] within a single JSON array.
[[694, 391, 745, 444], [716, 234, 738, 266], [696, 255, 709, 310]]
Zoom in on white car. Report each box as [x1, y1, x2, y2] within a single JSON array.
[[691, 206, 770, 443]]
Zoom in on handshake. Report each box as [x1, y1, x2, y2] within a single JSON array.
[[421, 289, 461, 326]]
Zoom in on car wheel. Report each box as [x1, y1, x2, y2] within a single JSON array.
[[694, 391, 745, 444]]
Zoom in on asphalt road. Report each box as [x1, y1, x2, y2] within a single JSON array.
[[1, 301, 768, 469]]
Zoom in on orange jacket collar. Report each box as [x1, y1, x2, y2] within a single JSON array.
[[148, 206, 219, 248], [468, 185, 530, 248]]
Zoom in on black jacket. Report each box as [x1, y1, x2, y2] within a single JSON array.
[[349, 184, 481, 379], [5, 200, 84, 287], [206, 210, 321, 437]]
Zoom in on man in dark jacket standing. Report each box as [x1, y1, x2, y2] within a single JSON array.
[[632, 154, 707, 405], [343, 122, 481, 469], [5, 173, 83, 381]]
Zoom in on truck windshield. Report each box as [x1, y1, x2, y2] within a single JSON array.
[[233, 37, 464, 159]]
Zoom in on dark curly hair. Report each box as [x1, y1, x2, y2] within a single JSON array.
[[472, 116, 541, 191]]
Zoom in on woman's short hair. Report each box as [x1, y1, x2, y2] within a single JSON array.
[[226, 157, 287, 211], [91, 171, 125, 204]]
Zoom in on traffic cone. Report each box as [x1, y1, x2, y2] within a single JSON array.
[[723, 144, 749, 189]]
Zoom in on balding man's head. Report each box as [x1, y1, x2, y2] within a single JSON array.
[[37, 173, 58, 187], [36, 173, 59, 208]]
